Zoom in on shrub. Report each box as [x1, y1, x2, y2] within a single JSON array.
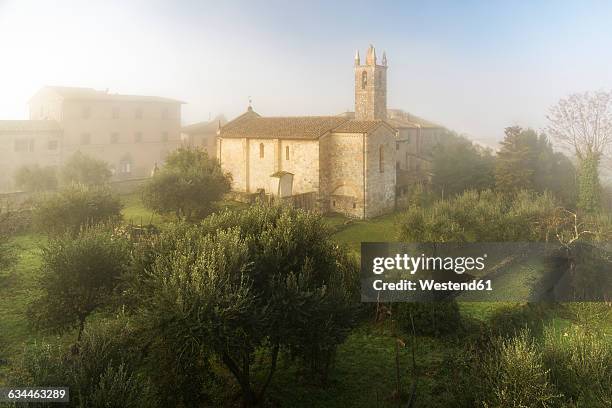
[[10, 317, 154, 408], [33, 185, 122, 235], [142, 148, 231, 221], [480, 330, 561, 408], [61, 151, 112, 186], [395, 301, 462, 337], [29, 226, 130, 339], [14, 164, 58, 192], [542, 326, 611, 407]]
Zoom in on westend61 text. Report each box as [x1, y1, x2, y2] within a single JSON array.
[[372, 279, 493, 292]]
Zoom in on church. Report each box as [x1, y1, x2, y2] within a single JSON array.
[[217, 45, 445, 219]]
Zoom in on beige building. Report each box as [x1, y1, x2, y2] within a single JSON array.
[[0, 86, 183, 192], [217, 45, 442, 218], [181, 115, 227, 158]]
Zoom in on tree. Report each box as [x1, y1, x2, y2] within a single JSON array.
[[14, 165, 58, 192], [29, 226, 130, 340], [61, 151, 112, 186], [132, 205, 358, 405], [33, 185, 122, 235], [495, 127, 577, 205], [547, 91, 612, 212], [495, 126, 538, 194], [142, 148, 231, 221], [430, 132, 495, 197]]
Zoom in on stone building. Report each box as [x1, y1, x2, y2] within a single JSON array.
[[0, 86, 183, 192], [181, 115, 227, 158], [217, 45, 444, 218]]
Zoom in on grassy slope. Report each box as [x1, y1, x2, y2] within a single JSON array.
[[0, 197, 609, 406]]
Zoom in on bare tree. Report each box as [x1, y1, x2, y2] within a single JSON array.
[[547, 91, 612, 161]]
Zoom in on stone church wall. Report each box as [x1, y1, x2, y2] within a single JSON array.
[[276, 139, 319, 194], [364, 126, 396, 218], [320, 132, 365, 218], [218, 138, 247, 191]]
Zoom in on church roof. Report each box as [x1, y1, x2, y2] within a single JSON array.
[[332, 120, 391, 133], [182, 115, 227, 134], [221, 114, 350, 139]]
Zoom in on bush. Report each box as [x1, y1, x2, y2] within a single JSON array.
[[14, 164, 58, 192], [10, 317, 154, 408], [395, 301, 462, 337], [29, 226, 130, 338], [399, 190, 558, 242], [61, 151, 112, 186], [142, 148, 231, 221], [480, 330, 561, 408], [542, 326, 611, 407], [33, 185, 122, 235]]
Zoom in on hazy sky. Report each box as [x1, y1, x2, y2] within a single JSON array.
[[2, 0, 612, 146]]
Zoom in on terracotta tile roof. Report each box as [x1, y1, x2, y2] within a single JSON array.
[[339, 110, 444, 129], [221, 113, 349, 139], [0, 120, 62, 133], [35, 86, 185, 104], [332, 120, 387, 133]]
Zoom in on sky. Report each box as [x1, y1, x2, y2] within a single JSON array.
[[2, 0, 612, 147]]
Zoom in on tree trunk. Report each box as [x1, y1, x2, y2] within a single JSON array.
[[222, 352, 257, 406]]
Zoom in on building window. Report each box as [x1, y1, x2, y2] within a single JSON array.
[[120, 160, 132, 174], [14, 139, 34, 152], [285, 145, 290, 160], [379, 145, 384, 173], [111, 133, 119, 144], [81, 106, 91, 119], [112, 107, 120, 119], [161, 132, 168, 143], [135, 108, 143, 119], [352, 202, 356, 209], [48, 140, 58, 150], [259, 143, 264, 158], [161, 107, 169, 119], [361, 70, 367, 89], [134, 132, 142, 143], [80, 133, 91, 145]]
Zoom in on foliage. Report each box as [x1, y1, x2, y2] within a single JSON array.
[[395, 301, 461, 337], [479, 330, 561, 408], [61, 151, 112, 186], [9, 316, 154, 407], [33, 184, 122, 235], [577, 154, 601, 213], [399, 190, 559, 243], [131, 204, 358, 405], [542, 326, 612, 407], [142, 147, 231, 221], [28, 226, 130, 338], [14, 164, 58, 192], [495, 126, 577, 205], [430, 132, 495, 197]]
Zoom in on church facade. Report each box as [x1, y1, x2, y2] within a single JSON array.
[[217, 45, 444, 219]]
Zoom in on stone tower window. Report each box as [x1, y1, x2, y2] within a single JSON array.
[[361, 71, 367, 89], [379, 145, 384, 173], [259, 143, 264, 158], [285, 146, 290, 160]]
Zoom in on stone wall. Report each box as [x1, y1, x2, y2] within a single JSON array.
[[320, 132, 365, 218], [365, 125, 396, 218]]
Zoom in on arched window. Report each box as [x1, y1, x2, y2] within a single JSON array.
[[259, 143, 264, 158], [379, 145, 384, 173], [285, 145, 290, 160], [361, 70, 367, 89]]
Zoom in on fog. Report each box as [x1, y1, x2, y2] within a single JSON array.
[[2, 0, 612, 146]]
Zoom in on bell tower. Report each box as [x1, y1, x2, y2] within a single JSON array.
[[354, 44, 387, 120]]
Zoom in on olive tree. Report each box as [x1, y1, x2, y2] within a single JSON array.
[[132, 205, 358, 405]]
